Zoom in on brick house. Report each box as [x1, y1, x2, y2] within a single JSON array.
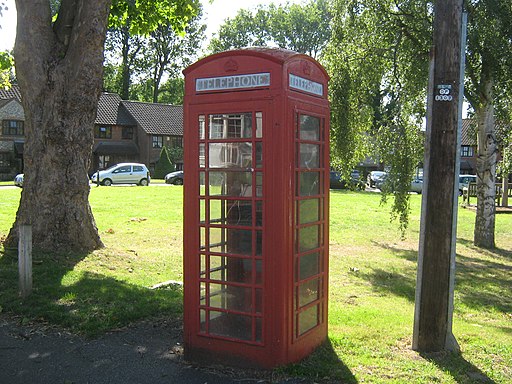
[[460, 118, 477, 175], [0, 85, 183, 179]]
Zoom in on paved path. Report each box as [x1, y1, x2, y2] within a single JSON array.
[[1, 315, 309, 384]]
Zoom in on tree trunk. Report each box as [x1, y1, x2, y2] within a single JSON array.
[[502, 176, 509, 207], [121, 26, 131, 100], [474, 74, 497, 249], [5, 0, 112, 252]]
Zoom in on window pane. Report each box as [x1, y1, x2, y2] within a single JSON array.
[[298, 199, 320, 224], [210, 256, 252, 283], [208, 283, 253, 312], [299, 144, 320, 169], [209, 171, 252, 197], [208, 311, 253, 341], [299, 252, 320, 281], [298, 172, 320, 196], [199, 115, 205, 140], [298, 278, 320, 307], [298, 225, 319, 252], [298, 305, 319, 335], [209, 142, 252, 168], [299, 115, 320, 141], [209, 228, 252, 255], [255, 142, 263, 168], [209, 113, 252, 139], [199, 144, 205, 168], [256, 112, 263, 138], [210, 200, 252, 226]]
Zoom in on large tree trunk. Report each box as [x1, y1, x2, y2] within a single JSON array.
[[474, 74, 497, 249], [4, 0, 112, 252]]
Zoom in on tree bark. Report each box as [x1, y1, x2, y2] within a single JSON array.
[[5, 0, 112, 252], [474, 71, 497, 249]]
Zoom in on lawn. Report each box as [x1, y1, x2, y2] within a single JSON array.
[[0, 186, 510, 383]]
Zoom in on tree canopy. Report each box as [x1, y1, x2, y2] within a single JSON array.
[[208, 0, 332, 59]]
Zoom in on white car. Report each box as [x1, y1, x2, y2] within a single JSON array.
[[90, 163, 150, 186], [14, 173, 24, 187]]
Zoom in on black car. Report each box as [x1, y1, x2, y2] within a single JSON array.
[[330, 170, 364, 190], [165, 170, 184, 185]]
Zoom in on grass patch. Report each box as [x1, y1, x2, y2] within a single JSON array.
[[0, 186, 510, 382]]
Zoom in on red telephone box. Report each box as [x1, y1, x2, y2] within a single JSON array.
[[183, 48, 330, 368]]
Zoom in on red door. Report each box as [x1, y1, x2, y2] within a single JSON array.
[[184, 101, 271, 347]]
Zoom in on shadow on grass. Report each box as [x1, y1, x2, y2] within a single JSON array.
[[0, 246, 183, 337], [363, 241, 511, 314], [283, 339, 358, 383], [420, 351, 497, 384]]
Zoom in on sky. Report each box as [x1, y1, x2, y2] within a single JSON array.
[[0, 0, 306, 51]]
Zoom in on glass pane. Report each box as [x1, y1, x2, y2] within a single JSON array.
[[209, 113, 252, 139], [255, 142, 263, 168], [298, 225, 319, 252], [256, 230, 263, 256], [255, 317, 262, 342], [200, 227, 206, 250], [255, 260, 263, 284], [298, 199, 320, 224], [199, 172, 206, 196], [199, 115, 205, 140], [209, 228, 252, 255], [199, 143, 205, 168], [299, 252, 320, 281], [256, 201, 263, 226], [200, 254, 207, 278], [298, 305, 319, 335], [256, 112, 263, 138], [200, 309, 206, 332], [298, 172, 320, 196], [209, 171, 252, 197], [209, 227, 226, 253], [210, 256, 252, 284], [256, 172, 263, 197], [298, 278, 320, 307], [209, 283, 253, 312], [299, 115, 320, 141], [208, 311, 252, 341], [255, 288, 262, 313], [210, 200, 252, 226], [200, 282, 206, 306], [209, 142, 252, 168], [199, 199, 206, 223], [299, 144, 320, 169]]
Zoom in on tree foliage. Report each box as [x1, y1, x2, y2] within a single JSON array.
[[104, 1, 204, 102], [325, 0, 431, 233], [208, 0, 332, 59], [6, 0, 200, 252]]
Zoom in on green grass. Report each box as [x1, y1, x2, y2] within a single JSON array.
[[0, 186, 510, 383]]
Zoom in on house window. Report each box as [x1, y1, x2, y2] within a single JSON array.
[[461, 146, 474, 157], [98, 155, 111, 170], [168, 136, 183, 148], [2, 120, 24, 136], [152, 136, 163, 148], [95, 126, 112, 139], [0, 153, 10, 168], [122, 127, 134, 140]]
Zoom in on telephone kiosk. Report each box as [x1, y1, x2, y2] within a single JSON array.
[[183, 48, 330, 368]]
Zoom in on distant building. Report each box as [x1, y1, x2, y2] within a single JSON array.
[[0, 85, 183, 180]]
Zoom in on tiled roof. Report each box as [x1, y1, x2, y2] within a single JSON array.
[[0, 84, 22, 102], [461, 118, 477, 146], [95, 93, 136, 126], [122, 101, 183, 136]]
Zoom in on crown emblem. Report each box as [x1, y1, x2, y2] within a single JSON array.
[[224, 59, 239, 72]]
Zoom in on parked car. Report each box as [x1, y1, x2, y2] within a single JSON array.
[[367, 171, 387, 188], [14, 173, 24, 187], [165, 170, 184, 185], [90, 163, 150, 186], [459, 174, 477, 196], [409, 178, 423, 193], [330, 170, 364, 190]]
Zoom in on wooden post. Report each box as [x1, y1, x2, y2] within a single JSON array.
[[413, 0, 464, 352], [18, 224, 33, 298]]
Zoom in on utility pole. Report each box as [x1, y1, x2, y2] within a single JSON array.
[[413, 0, 465, 352]]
